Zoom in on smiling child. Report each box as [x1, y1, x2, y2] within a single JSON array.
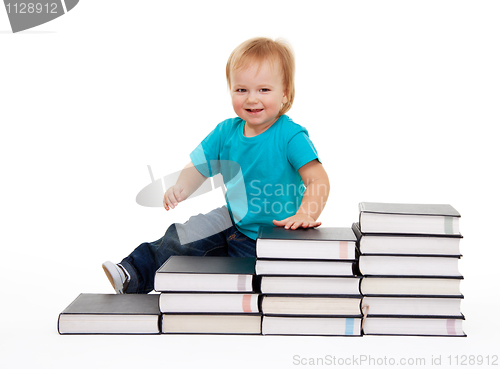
[[103, 37, 330, 294]]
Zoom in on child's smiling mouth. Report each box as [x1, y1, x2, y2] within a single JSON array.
[[246, 109, 263, 113]]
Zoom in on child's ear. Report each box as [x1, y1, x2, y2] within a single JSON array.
[[282, 93, 288, 104]]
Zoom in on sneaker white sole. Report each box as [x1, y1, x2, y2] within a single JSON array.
[[102, 261, 125, 294]]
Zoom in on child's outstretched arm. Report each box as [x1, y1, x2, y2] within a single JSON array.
[[163, 161, 207, 211], [273, 159, 330, 230]]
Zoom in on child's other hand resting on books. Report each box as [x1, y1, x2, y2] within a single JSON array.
[[273, 214, 321, 230], [273, 160, 329, 230]]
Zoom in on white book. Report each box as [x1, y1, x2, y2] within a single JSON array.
[[363, 317, 465, 336], [362, 297, 462, 317], [256, 226, 357, 260], [262, 296, 362, 316], [159, 293, 259, 313], [352, 223, 462, 256], [255, 259, 355, 276], [262, 316, 362, 336], [261, 276, 361, 295], [359, 255, 462, 277], [360, 277, 462, 296], [162, 314, 262, 334]]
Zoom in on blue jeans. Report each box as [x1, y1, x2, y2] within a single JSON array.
[[119, 206, 256, 294]]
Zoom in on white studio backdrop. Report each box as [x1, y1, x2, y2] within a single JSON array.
[[1, 1, 499, 368]]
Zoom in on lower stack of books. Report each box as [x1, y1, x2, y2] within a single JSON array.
[[58, 256, 261, 335], [354, 202, 466, 337], [155, 256, 261, 335], [255, 227, 363, 336]]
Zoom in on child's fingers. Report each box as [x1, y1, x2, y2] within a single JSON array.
[[164, 190, 178, 210], [167, 193, 177, 209], [162, 194, 169, 211], [172, 187, 185, 205], [273, 219, 290, 228], [299, 221, 321, 228], [273, 218, 321, 229], [290, 220, 310, 230]]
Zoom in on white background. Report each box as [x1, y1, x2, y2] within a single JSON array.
[[1, 1, 499, 368]]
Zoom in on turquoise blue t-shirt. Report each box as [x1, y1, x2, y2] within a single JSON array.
[[190, 115, 320, 240]]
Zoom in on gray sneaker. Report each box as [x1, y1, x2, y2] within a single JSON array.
[[102, 261, 130, 294]]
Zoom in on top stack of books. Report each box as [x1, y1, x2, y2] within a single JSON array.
[[256, 226, 363, 336], [353, 202, 465, 337]]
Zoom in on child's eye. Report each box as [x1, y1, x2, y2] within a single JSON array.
[[260, 88, 270, 92], [236, 88, 246, 93]]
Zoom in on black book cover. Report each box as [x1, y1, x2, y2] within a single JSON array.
[[157, 256, 256, 275], [60, 293, 160, 315], [359, 202, 461, 217]]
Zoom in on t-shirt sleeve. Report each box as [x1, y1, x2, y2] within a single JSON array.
[[287, 131, 320, 170], [189, 124, 223, 178]]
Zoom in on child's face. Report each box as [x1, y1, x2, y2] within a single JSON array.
[[230, 59, 288, 136]]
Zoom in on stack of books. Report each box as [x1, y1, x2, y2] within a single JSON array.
[[353, 202, 466, 337], [256, 226, 363, 336], [155, 256, 262, 335]]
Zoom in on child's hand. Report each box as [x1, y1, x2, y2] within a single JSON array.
[[272, 214, 322, 230], [163, 184, 188, 211]]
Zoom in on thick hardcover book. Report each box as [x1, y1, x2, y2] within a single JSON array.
[[362, 316, 466, 337], [58, 293, 160, 334], [360, 276, 463, 297], [154, 256, 256, 292], [262, 316, 362, 336], [161, 314, 262, 335], [358, 202, 461, 235], [260, 276, 361, 295], [159, 293, 259, 314], [361, 296, 463, 318], [352, 222, 462, 256], [261, 295, 362, 316], [256, 226, 357, 260], [255, 259, 356, 276], [358, 255, 462, 278]]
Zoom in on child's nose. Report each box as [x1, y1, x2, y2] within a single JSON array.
[[246, 92, 259, 104]]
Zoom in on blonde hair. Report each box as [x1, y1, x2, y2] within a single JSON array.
[[226, 37, 295, 116]]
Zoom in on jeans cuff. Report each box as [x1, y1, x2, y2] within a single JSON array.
[[119, 259, 140, 293]]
